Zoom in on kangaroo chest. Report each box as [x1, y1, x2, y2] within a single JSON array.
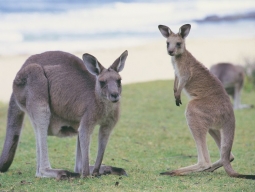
[[171, 56, 192, 98], [96, 101, 119, 125], [171, 57, 181, 78], [172, 57, 182, 79]]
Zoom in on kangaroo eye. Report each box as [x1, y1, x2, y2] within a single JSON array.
[[176, 42, 182, 47], [166, 42, 169, 47], [117, 79, 121, 87], [99, 81, 106, 87]]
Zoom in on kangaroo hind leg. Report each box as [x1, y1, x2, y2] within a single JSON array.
[[221, 117, 255, 179], [220, 121, 240, 177], [161, 104, 211, 176], [23, 64, 79, 179], [205, 129, 234, 172]]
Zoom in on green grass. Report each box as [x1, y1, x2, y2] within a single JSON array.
[[0, 80, 255, 192]]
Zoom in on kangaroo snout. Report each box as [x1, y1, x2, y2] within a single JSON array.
[[109, 93, 120, 103]]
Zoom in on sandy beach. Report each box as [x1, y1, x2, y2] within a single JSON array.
[[0, 37, 254, 103]]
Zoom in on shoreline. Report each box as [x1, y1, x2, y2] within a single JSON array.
[[0, 37, 255, 103]]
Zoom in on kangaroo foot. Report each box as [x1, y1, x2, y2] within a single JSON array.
[[56, 170, 80, 180], [205, 158, 234, 172], [91, 165, 127, 177], [37, 168, 80, 180], [160, 163, 211, 176]]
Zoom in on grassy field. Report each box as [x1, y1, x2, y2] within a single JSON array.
[[0, 80, 254, 192]]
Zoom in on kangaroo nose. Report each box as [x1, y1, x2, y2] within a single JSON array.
[[111, 93, 119, 99], [110, 93, 119, 102], [168, 51, 174, 55]]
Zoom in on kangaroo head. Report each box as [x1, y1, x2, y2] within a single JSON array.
[[82, 50, 128, 103], [158, 24, 191, 56]]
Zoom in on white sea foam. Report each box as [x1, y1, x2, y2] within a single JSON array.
[[0, 0, 254, 55]]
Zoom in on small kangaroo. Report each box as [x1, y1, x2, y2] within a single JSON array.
[[210, 63, 253, 109], [158, 24, 255, 179], [0, 50, 128, 179]]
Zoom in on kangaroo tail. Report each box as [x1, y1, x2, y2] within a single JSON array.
[[235, 174, 255, 180], [221, 119, 255, 180], [0, 94, 24, 172], [223, 163, 255, 180]]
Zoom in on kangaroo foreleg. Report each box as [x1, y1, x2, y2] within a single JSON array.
[[174, 76, 188, 106], [93, 124, 127, 176], [173, 75, 178, 93], [92, 125, 114, 176], [74, 128, 127, 177]]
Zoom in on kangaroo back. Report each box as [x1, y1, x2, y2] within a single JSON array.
[[209, 63, 253, 109], [210, 63, 244, 89], [0, 94, 25, 172]]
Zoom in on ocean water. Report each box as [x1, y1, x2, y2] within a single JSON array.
[[0, 0, 255, 55]]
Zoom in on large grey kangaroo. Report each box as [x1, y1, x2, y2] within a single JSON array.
[[210, 63, 253, 109], [158, 24, 255, 179], [0, 50, 128, 179]]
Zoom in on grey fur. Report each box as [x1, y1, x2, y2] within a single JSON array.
[[210, 63, 253, 109], [0, 50, 128, 179]]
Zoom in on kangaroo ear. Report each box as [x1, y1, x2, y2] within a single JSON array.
[[83, 53, 105, 76], [178, 24, 191, 39], [110, 50, 128, 72], [158, 25, 172, 38]]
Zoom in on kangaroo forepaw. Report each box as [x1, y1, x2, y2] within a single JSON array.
[[175, 99, 182, 106], [99, 165, 127, 176], [56, 170, 80, 180], [91, 169, 101, 177], [110, 166, 128, 176]]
